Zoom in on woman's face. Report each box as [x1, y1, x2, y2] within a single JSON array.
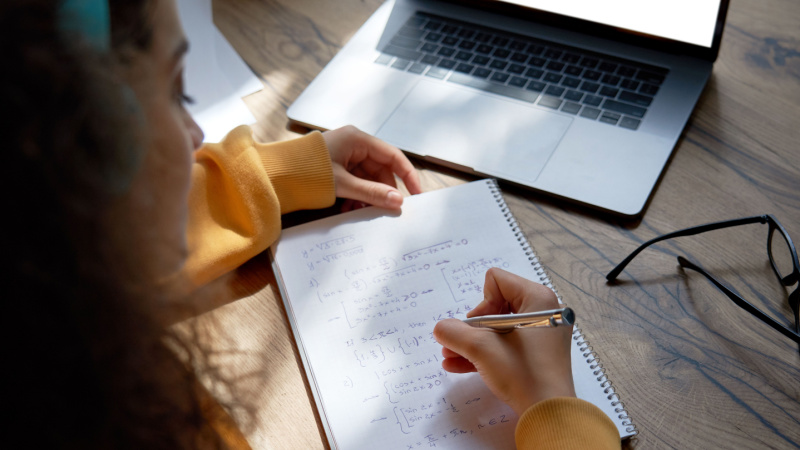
[[117, 0, 203, 283]]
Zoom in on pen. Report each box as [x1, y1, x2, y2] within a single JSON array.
[[461, 307, 575, 331]]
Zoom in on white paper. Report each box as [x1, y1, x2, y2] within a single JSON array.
[[272, 181, 634, 448], [273, 181, 534, 448], [176, 0, 262, 143]]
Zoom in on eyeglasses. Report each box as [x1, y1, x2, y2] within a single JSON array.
[[606, 215, 800, 353]]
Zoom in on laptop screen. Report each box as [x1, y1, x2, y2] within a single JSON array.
[[497, 0, 722, 48]]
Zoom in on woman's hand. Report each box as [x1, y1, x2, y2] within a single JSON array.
[[433, 268, 576, 416], [322, 126, 422, 210]]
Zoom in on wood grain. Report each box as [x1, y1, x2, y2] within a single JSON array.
[[188, 0, 800, 447]]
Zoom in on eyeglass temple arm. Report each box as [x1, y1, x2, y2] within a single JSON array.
[[606, 215, 769, 282], [678, 256, 800, 345]]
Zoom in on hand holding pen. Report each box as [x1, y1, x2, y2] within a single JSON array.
[[433, 268, 577, 416]]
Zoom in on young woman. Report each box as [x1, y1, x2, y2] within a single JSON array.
[[4, 0, 619, 447]]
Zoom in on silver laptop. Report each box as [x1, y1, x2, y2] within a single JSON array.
[[287, 0, 729, 217]]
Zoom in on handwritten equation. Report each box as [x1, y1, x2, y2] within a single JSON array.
[[272, 180, 532, 449]]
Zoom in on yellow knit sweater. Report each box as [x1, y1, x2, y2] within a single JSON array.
[[184, 126, 621, 449]]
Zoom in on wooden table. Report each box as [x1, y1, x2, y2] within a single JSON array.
[[192, 0, 800, 447]]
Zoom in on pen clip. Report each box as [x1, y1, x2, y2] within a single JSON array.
[[515, 317, 560, 329]]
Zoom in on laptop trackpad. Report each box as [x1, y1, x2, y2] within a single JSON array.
[[376, 80, 572, 184]]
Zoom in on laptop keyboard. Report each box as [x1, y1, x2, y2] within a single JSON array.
[[375, 12, 669, 131]]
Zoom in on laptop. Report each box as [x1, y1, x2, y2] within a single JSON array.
[[287, 0, 729, 217]]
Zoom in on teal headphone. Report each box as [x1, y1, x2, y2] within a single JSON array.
[[59, 0, 110, 51]]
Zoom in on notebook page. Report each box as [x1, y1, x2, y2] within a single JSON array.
[[271, 180, 628, 448]]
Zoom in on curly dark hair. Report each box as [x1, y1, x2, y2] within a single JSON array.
[[2, 1, 243, 447]]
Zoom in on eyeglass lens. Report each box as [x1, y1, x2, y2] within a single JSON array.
[[768, 225, 796, 284]]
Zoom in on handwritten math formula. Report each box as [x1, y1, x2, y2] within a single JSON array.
[[273, 181, 535, 449], [289, 232, 517, 448]]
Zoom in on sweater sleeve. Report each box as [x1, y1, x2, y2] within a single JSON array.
[[515, 397, 621, 450], [183, 125, 335, 286]]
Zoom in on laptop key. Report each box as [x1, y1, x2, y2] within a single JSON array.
[[544, 85, 565, 97], [580, 106, 601, 120], [510, 40, 528, 51], [599, 111, 621, 125], [565, 65, 583, 76], [490, 72, 510, 83], [511, 52, 529, 63], [599, 86, 619, 97], [438, 58, 457, 69], [424, 32, 443, 43], [583, 70, 601, 81], [602, 99, 646, 118], [438, 47, 455, 57], [455, 63, 475, 73], [528, 57, 547, 67], [564, 90, 584, 102], [544, 72, 562, 83], [620, 78, 640, 90], [375, 54, 393, 65], [425, 67, 449, 79], [423, 21, 442, 31], [508, 63, 526, 74], [579, 57, 598, 68], [455, 50, 472, 61], [583, 94, 602, 106], [441, 24, 458, 35], [455, 51, 473, 61], [619, 116, 642, 130], [562, 53, 581, 64], [474, 32, 492, 43], [579, 81, 600, 93], [421, 54, 439, 65], [538, 95, 563, 109], [447, 72, 540, 103], [476, 44, 493, 54], [509, 76, 527, 87], [421, 42, 438, 53], [398, 26, 426, 39], [561, 101, 582, 114], [601, 74, 621, 86], [618, 90, 653, 106], [442, 36, 458, 46], [617, 66, 636, 77], [546, 61, 565, 71], [407, 63, 428, 74], [544, 48, 562, 59], [390, 35, 422, 50], [526, 81, 547, 92], [458, 29, 475, 39], [489, 59, 508, 70], [562, 77, 581, 88], [492, 36, 509, 46], [382, 45, 421, 61], [526, 44, 544, 55], [640, 83, 660, 95], [525, 68, 544, 79], [472, 55, 490, 65], [493, 48, 511, 58], [473, 67, 491, 78], [458, 40, 476, 50]]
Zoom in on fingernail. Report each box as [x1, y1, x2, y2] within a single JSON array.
[[467, 299, 487, 317], [387, 190, 402, 205]]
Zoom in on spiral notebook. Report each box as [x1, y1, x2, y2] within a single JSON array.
[[270, 179, 636, 449]]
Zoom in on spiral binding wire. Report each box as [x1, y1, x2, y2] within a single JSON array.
[[487, 178, 638, 437], [573, 326, 638, 435]]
